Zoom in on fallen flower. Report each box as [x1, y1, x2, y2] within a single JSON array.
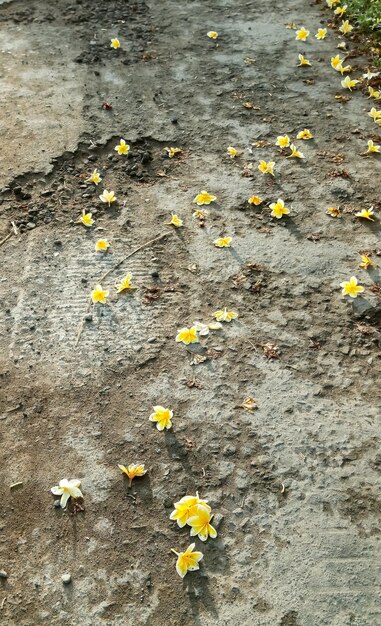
[[341, 76, 359, 90], [193, 190, 217, 205], [86, 168, 102, 185], [331, 55, 344, 70], [90, 284, 109, 304], [95, 239, 109, 252], [270, 198, 290, 219], [239, 397, 257, 412], [340, 276, 364, 298], [171, 543, 204, 579], [258, 160, 275, 175], [295, 27, 309, 41], [227, 146, 239, 158], [207, 31, 219, 39], [359, 255, 374, 269], [170, 214, 183, 227], [315, 28, 327, 40], [368, 86, 381, 99], [334, 5, 347, 16], [248, 195, 263, 205], [339, 20, 353, 35], [368, 107, 381, 121], [165, 146, 182, 158], [99, 189, 116, 206], [51, 479, 83, 509], [213, 308, 238, 322], [188, 505, 217, 541], [276, 135, 291, 149], [297, 128, 313, 140], [149, 406, 173, 431], [366, 140, 380, 154], [326, 206, 342, 218], [298, 54, 311, 67], [170, 494, 211, 527], [78, 210, 94, 227], [116, 273, 135, 292], [287, 144, 305, 158], [263, 342, 281, 359], [176, 327, 199, 344], [118, 463, 147, 487], [355, 208, 374, 221], [193, 208, 208, 219], [193, 321, 223, 336], [327, 0, 341, 6], [110, 38, 120, 49], [213, 236, 232, 248], [115, 139, 130, 155]]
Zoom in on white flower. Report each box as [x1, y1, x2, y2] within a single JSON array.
[[51, 479, 83, 508], [363, 72, 380, 80], [193, 321, 223, 336]]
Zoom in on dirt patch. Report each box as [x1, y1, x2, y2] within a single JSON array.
[[1, 0, 381, 625]]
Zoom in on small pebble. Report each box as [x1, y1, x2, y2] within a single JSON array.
[[61, 573, 72, 585], [0, 570, 8, 579]]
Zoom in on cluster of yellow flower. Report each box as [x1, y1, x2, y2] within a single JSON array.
[[176, 308, 238, 345]]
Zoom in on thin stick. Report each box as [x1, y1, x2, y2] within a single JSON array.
[[75, 232, 170, 346], [99, 231, 170, 282], [0, 232, 12, 247]]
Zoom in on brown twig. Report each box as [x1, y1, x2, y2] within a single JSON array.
[[0, 232, 12, 248], [75, 232, 170, 346]]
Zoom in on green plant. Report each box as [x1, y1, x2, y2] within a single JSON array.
[[345, 0, 381, 36]]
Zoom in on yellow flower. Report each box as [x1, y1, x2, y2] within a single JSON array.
[[359, 255, 374, 269], [86, 168, 102, 185], [340, 276, 365, 298], [116, 273, 135, 292], [193, 208, 208, 219], [334, 5, 347, 16], [297, 128, 313, 140], [270, 198, 290, 219], [95, 239, 109, 252], [171, 544, 204, 579], [78, 210, 94, 227], [193, 190, 217, 205], [287, 144, 305, 158], [170, 494, 211, 528], [276, 135, 290, 149], [341, 76, 359, 90], [315, 28, 327, 40], [258, 160, 275, 175], [188, 505, 218, 542], [298, 54, 311, 67], [99, 189, 116, 206], [90, 284, 109, 304], [115, 139, 130, 155], [213, 236, 232, 248], [176, 327, 199, 345], [118, 463, 147, 487], [165, 147, 181, 158], [227, 146, 239, 158], [170, 214, 183, 227], [295, 27, 309, 41], [355, 208, 374, 221], [207, 31, 219, 39], [368, 107, 381, 121], [327, 0, 341, 6], [331, 54, 344, 70], [339, 63, 352, 74], [339, 20, 353, 35], [366, 140, 380, 154], [368, 86, 381, 99], [248, 195, 263, 205], [51, 479, 82, 509], [213, 307, 238, 322], [326, 206, 342, 217], [149, 406, 173, 431], [110, 38, 120, 49]]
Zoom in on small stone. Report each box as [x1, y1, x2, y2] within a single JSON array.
[[0, 570, 8, 579], [26, 222, 36, 230], [61, 573, 71, 585], [54, 499, 61, 508]]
